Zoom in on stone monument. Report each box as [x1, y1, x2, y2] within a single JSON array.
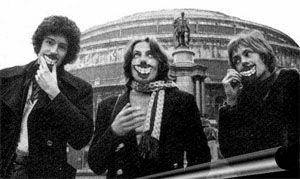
[[171, 12, 207, 113]]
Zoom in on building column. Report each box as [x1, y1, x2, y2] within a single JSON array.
[[201, 81, 206, 115], [176, 76, 194, 95], [195, 79, 201, 110]]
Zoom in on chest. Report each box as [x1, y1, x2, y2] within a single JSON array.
[[129, 91, 151, 113]]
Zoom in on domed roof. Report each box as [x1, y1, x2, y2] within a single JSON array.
[[83, 8, 241, 33], [82, 8, 299, 49], [118, 8, 238, 21]]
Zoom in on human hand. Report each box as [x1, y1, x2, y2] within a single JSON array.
[[35, 55, 60, 100], [222, 69, 243, 106], [111, 103, 146, 136]]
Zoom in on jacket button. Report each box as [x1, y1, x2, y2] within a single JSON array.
[[173, 163, 178, 168], [117, 169, 123, 175], [47, 140, 53, 146], [115, 143, 125, 152]]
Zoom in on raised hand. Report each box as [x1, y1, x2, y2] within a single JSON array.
[[111, 103, 146, 136], [35, 55, 60, 100], [222, 69, 243, 106]]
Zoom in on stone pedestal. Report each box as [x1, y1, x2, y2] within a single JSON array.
[[176, 76, 194, 94], [172, 48, 195, 64], [171, 48, 195, 95], [170, 47, 207, 113]]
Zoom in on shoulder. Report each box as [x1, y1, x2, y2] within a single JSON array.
[[278, 68, 299, 77], [166, 88, 195, 102], [102, 95, 119, 104], [62, 71, 92, 90], [0, 66, 21, 77], [0, 65, 27, 78], [98, 95, 120, 109], [277, 68, 299, 85]]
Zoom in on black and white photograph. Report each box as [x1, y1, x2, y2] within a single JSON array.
[[0, 0, 299, 178]]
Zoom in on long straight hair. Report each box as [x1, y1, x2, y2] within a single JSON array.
[[123, 37, 170, 88]]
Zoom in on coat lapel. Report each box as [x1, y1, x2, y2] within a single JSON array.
[[110, 92, 130, 122], [0, 61, 36, 118], [1, 76, 27, 117]]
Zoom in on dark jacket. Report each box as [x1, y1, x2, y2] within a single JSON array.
[[0, 60, 94, 178], [88, 88, 211, 178], [218, 69, 299, 169]]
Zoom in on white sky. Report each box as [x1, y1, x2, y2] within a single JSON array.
[[0, 0, 299, 69]]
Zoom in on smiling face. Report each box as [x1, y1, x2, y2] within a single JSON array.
[[232, 46, 271, 83], [131, 41, 159, 84], [38, 35, 68, 68]]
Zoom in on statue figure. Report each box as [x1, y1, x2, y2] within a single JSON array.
[[173, 12, 190, 48]]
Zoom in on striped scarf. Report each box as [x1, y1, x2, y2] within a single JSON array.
[[131, 80, 177, 160]]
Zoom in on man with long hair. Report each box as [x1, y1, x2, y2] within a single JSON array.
[[0, 15, 94, 178], [88, 37, 210, 178]]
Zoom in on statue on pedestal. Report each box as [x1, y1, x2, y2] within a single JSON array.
[[173, 12, 190, 48]]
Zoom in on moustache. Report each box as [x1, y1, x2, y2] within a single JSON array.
[[133, 62, 153, 68], [44, 54, 59, 62]]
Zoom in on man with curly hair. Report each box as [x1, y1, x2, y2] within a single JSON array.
[[0, 15, 94, 178]]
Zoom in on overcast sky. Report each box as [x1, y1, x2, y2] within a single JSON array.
[[0, 0, 299, 69]]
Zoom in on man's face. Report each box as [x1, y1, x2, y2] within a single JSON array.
[[232, 46, 271, 83], [131, 41, 159, 84], [38, 35, 68, 68]]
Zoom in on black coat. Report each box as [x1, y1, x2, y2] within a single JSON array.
[[0, 61, 94, 178], [219, 69, 299, 167], [88, 88, 211, 178]]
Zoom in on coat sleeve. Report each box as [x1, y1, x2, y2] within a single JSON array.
[[184, 94, 211, 166], [45, 82, 94, 150], [218, 104, 241, 158], [275, 69, 300, 171], [88, 96, 122, 175]]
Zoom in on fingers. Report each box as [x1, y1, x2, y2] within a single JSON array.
[[35, 55, 59, 96], [117, 107, 146, 124], [35, 69, 41, 82], [112, 104, 147, 136], [222, 69, 242, 85], [35, 73, 40, 83], [39, 55, 49, 71], [125, 120, 146, 132], [117, 104, 141, 117], [52, 64, 57, 79], [122, 111, 146, 127], [35, 57, 48, 83]]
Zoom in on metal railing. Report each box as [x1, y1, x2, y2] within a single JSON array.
[[139, 147, 287, 179]]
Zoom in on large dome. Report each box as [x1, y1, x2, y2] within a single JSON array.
[[83, 9, 239, 34], [68, 8, 300, 87]]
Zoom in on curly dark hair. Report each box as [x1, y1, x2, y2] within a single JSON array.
[[228, 29, 277, 73], [32, 15, 81, 66], [123, 37, 170, 87]]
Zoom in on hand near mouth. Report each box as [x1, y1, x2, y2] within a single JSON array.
[[240, 65, 256, 77], [36, 55, 60, 100], [222, 69, 243, 106], [43, 54, 58, 66]]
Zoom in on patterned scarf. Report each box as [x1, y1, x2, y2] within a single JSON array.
[[131, 80, 177, 161]]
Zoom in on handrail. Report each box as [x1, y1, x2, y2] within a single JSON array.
[[139, 147, 286, 179]]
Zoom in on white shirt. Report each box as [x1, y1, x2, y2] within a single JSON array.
[[17, 82, 38, 153]]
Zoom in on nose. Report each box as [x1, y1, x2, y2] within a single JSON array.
[[241, 56, 250, 66], [140, 61, 147, 66], [50, 44, 59, 54]]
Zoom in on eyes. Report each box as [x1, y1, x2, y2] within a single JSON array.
[[232, 49, 253, 65], [133, 51, 153, 59], [242, 49, 252, 57], [44, 38, 68, 52]]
